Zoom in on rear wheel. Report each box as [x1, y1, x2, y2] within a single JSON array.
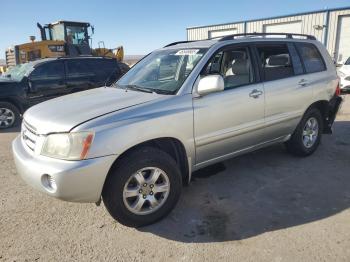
[[0, 102, 20, 129], [102, 147, 182, 227], [285, 108, 323, 156]]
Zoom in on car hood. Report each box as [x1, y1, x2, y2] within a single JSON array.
[[24, 87, 163, 134], [339, 65, 350, 75]]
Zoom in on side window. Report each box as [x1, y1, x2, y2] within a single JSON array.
[[88, 59, 119, 78], [66, 60, 94, 78], [203, 47, 254, 90], [257, 44, 294, 81], [296, 43, 326, 73], [30, 61, 64, 80]]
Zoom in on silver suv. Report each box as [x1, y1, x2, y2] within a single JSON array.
[[12, 33, 342, 227]]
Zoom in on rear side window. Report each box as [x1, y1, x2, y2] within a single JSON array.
[[87, 59, 119, 77], [257, 44, 294, 81], [66, 60, 94, 77], [296, 43, 326, 73]]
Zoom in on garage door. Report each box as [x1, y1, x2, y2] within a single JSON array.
[[263, 21, 302, 34], [209, 28, 237, 39], [335, 15, 350, 62]]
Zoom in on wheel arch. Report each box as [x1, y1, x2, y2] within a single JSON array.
[[0, 97, 23, 114], [105, 137, 191, 188], [303, 100, 330, 133]]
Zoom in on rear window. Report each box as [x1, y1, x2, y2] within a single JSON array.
[[296, 43, 326, 73]]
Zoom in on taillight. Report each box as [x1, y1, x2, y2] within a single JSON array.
[[335, 81, 341, 96]]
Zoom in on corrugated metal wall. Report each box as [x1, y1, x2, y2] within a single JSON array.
[[187, 23, 245, 40], [327, 9, 350, 59], [246, 12, 326, 41], [187, 7, 350, 60]]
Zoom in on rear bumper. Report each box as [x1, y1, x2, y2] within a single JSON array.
[[12, 135, 117, 203], [324, 95, 343, 134]]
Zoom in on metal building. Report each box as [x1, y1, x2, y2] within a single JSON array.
[[186, 6, 350, 62]]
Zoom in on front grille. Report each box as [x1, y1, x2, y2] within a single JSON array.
[[22, 121, 38, 151]]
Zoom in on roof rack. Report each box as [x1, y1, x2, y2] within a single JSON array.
[[163, 41, 194, 47], [219, 33, 316, 41]]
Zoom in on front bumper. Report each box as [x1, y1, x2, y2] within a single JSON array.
[[12, 136, 117, 203]]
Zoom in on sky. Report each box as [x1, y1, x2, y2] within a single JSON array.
[[0, 0, 349, 59]]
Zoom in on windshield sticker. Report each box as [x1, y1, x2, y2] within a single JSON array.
[[175, 49, 199, 56]]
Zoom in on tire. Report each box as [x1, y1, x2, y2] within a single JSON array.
[[285, 107, 323, 157], [0, 102, 20, 129], [102, 147, 182, 227]]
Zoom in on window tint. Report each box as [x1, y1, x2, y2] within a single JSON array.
[[66, 60, 94, 77], [30, 61, 64, 80], [203, 47, 254, 90], [296, 43, 326, 73], [257, 44, 294, 81]]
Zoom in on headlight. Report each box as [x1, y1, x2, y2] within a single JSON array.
[[41, 132, 94, 160], [346, 76, 350, 81]]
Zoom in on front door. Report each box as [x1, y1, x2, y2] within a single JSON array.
[[193, 45, 265, 165], [27, 61, 67, 105]]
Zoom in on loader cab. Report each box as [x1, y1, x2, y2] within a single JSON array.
[[39, 21, 92, 56]]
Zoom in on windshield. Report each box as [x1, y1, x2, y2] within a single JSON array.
[[117, 48, 207, 94], [3, 63, 33, 81]]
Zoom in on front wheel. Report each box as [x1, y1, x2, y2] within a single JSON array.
[[285, 108, 323, 156], [0, 102, 20, 129], [102, 147, 182, 227]]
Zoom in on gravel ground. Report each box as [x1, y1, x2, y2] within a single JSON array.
[[1, 96, 350, 262]]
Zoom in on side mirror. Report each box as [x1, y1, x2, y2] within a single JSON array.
[[196, 74, 224, 96]]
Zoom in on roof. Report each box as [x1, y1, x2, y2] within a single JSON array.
[[187, 6, 350, 30], [27, 56, 116, 67], [48, 21, 90, 26]]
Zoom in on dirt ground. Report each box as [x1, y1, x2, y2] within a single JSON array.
[[1, 96, 350, 262]]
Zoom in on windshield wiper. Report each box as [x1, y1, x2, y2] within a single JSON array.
[[147, 88, 174, 95], [120, 84, 154, 94]]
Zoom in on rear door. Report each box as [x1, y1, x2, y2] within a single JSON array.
[[254, 42, 313, 140], [193, 44, 265, 165], [65, 59, 95, 93], [27, 61, 67, 105]]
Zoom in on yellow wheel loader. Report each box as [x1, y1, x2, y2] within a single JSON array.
[[5, 21, 123, 67]]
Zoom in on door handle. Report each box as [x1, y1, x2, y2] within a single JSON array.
[[249, 89, 263, 98], [298, 79, 308, 87]]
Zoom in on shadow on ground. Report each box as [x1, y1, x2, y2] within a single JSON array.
[[139, 121, 350, 242]]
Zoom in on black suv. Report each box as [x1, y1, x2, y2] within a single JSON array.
[[0, 57, 129, 129]]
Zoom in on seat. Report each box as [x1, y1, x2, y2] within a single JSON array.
[[264, 54, 293, 80], [224, 58, 250, 88]]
